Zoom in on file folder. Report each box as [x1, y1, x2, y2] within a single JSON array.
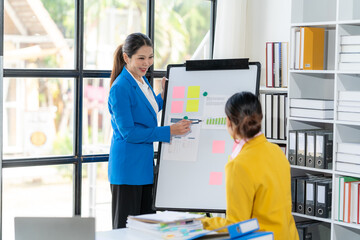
[[305, 179, 316, 216], [291, 177, 297, 212], [315, 180, 332, 218], [297, 130, 307, 166], [278, 94, 286, 140], [297, 177, 307, 214], [300, 27, 325, 70], [266, 42, 274, 87], [305, 131, 316, 168], [188, 218, 260, 240], [272, 94, 279, 139], [265, 94, 272, 139], [288, 130, 297, 165], [315, 131, 333, 169]]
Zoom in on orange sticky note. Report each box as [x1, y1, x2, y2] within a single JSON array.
[[212, 140, 225, 153], [209, 172, 222, 185], [172, 86, 185, 98], [171, 101, 184, 113]]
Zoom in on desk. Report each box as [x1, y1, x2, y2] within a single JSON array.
[[96, 228, 162, 240]]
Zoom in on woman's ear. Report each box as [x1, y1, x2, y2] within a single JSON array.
[[226, 116, 232, 129], [123, 52, 129, 64]]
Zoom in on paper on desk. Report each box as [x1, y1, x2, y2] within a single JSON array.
[[128, 211, 205, 224]]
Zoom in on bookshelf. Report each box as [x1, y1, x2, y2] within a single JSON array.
[[289, 0, 360, 239]]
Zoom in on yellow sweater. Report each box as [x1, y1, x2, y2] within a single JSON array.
[[202, 134, 299, 240]]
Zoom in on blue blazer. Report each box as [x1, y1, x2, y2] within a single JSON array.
[[108, 67, 170, 185]]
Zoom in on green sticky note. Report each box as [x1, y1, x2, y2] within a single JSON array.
[[186, 100, 199, 112], [187, 86, 200, 98]]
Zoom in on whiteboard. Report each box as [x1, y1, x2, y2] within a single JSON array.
[[154, 60, 260, 212]]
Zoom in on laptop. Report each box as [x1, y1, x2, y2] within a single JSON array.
[[14, 217, 95, 240]]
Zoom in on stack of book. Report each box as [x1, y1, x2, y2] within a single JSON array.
[[334, 176, 360, 224], [339, 35, 360, 71], [289, 98, 334, 119], [126, 211, 207, 239], [266, 42, 288, 88], [337, 91, 360, 122]]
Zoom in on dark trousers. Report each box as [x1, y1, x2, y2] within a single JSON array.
[[110, 184, 155, 229]]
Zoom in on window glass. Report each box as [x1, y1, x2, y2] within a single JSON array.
[[82, 78, 111, 155], [84, 0, 147, 70], [3, 78, 74, 159], [82, 162, 112, 231], [4, 0, 75, 68], [154, 0, 211, 69], [2, 165, 73, 240]]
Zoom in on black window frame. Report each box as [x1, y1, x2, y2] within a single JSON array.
[[0, 0, 216, 237]]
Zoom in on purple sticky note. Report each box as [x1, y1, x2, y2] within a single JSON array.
[[212, 140, 226, 154], [209, 172, 223, 185], [171, 101, 184, 113], [172, 86, 185, 99]]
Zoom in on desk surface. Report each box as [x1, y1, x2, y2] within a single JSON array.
[[96, 228, 162, 240]]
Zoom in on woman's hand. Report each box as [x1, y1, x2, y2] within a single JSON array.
[[161, 77, 167, 100], [170, 120, 192, 135]]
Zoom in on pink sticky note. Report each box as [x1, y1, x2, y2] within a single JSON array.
[[172, 86, 185, 98], [212, 140, 226, 153], [171, 101, 184, 113], [209, 172, 223, 185]]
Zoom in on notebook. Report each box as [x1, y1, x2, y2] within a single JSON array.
[[14, 217, 95, 240]]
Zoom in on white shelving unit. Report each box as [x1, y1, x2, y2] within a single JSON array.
[[289, 0, 360, 239]]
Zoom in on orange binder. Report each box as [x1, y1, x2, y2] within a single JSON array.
[[300, 27, 325, 70]]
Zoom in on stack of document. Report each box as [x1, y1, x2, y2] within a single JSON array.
[[339, 35, 360, 70], [126, 211, 208, 239], [127, 213, 274, 239], [289, 98, 334, 119], [337, 91, 360, 122]]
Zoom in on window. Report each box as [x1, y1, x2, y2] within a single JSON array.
[[84, 0, 147, 70], [154, 0, 212, 69], [1, 1, 216, 238], [4, 0, 75, 69], [3, 77, 74, 159], [2, 165, 73, 240]]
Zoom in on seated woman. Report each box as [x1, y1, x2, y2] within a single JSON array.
[[202, 91, 298, 240]]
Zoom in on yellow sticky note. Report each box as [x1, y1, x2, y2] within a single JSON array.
[[187, 86, 200, 98], [186, 100, 199, 112]]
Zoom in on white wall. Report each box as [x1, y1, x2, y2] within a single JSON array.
[[245, 0, 291, 86]]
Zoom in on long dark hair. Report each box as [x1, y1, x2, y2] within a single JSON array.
[[225, 91, 262, 139], [110, 33, 153, 87]]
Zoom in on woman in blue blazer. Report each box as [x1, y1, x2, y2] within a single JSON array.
[[108, 33, 191, 229]]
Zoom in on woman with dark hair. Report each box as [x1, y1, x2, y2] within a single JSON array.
[[108, 33, 191, 229], [202, 92, 298, 240]]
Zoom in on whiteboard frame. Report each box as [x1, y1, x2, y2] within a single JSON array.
[[153, 60, 261, 213]]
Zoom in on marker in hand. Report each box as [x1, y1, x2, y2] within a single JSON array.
[[191, 119, 202, 124]]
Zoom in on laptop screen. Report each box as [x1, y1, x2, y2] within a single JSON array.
[[14, 217, 95, 240]]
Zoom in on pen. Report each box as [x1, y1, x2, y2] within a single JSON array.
[[191, 120, 202, 124]]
